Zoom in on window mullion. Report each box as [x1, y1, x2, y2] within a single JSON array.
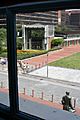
[[6, 9, 19, 117]]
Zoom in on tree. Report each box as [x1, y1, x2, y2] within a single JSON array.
[[55, 25, 62, 33], [0, 28, 6, 53], [31, 29, 44, 38], [55, 25, 71, 33], [51, 38, 64, 48], [16, 37, 23, 50]]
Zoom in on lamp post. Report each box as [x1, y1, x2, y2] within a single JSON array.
[[47, 52, 48, 78]]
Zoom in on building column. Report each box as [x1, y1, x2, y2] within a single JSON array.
[[25, 28, 28, 49], [42, 39, 45, 50], [72, 40, 74, 45], [22, 25, 26, 50], [29, 38, 31, 49], [68, 41, 69, 46], [44, 25, 48, 50]]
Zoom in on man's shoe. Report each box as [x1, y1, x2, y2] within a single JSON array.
[[71, 109, 76, 113]]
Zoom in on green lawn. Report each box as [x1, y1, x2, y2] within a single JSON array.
[[48, 52, 80, 70]]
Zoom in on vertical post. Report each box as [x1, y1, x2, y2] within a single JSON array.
[[41, 92, 43, 100], [31, 66, 33, 71], [39, 64, 40, 68], [23, 88, 26, 94], [32, 90, 34, 97], [74, 98, 76, 108], [35, 65, 37, 69], [68, 41, 69, 46], [47, 53, 48, 78], [51, 94, 53, 102], [1, 82, 3, 88], [6, 9, 19, 116]]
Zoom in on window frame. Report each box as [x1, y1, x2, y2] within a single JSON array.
[[0, 0, 80, 119]]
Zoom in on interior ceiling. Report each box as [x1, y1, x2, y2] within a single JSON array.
[[0, 0, 80, 7], [0, 0, 49, 7], [0, 0, 80, 12]]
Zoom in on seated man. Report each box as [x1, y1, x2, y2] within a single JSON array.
[[61, 91, 75, 112]]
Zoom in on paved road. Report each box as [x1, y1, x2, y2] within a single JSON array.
[[0, 70, 80, 108]]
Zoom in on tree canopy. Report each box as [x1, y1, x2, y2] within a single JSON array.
[[0, 28, 6, 53], [55, 25, 71, 33]]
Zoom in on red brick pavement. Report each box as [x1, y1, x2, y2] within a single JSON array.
[[22, 45, 80, 67]]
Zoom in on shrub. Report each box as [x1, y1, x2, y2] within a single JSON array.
[[51, 38, 64, 47], [17, 49, 47, 60], [0, 48, 62, 60]]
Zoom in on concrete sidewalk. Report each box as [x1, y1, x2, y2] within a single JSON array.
[[20, 93, 80, 116], [29, 66, 80, 84], [0, 88, 80, 120]]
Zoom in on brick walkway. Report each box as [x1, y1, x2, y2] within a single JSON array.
[[22, 45, 80, 68]]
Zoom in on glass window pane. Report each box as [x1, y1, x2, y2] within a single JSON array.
[[0, 14, 9, 106], [16, 11, 55, 117], [16, 9, 80, 119]]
